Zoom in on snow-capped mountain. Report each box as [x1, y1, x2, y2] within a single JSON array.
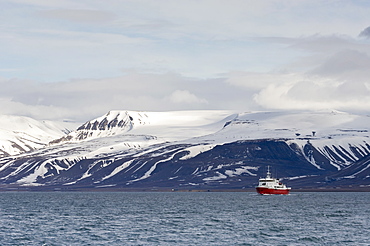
[[0, 110, 369, 190], [51, 110, 236, 144], [0, 115, 76, 157]]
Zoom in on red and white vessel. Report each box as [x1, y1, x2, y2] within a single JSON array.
[[256, 166, 291, 195]]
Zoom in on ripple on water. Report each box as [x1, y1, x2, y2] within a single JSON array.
[[0, 192, 369, 245]]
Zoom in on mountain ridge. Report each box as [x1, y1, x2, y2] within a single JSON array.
[[0, 109, 369, 190]]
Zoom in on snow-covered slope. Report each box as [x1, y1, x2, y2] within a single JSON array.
[[0, 110, 370, 190], [212, 110, 370, 170], [51, 110, 236, 144], [0, 115, 76, 157], [216, 110, 368, 140]]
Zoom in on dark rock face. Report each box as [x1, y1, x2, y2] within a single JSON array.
[[1, 139, 369, 190], [77, 115, 130, 131], [50, 111, 135, 144]]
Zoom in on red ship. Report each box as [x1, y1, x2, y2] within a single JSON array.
[[256, 166, 291, 195]]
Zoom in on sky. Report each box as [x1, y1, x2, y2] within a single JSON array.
[[1, 0, 370, 122]]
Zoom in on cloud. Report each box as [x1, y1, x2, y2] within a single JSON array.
[[311, 50, 370, 77], [3, 33, 370, 122], [0, 72, 250, 121], [0, 97, 73, 120], [239, 34, 370, 112], [226, 33, 370, 113], [359, 26, 370, 38], [226, 72, 300, 90], [252, 72, 370, 112], [3, 0, 370, 82], [10, 0, 85, 8], [2, 1, 370, 120], [39, 9, 115, 23], [169, 90, 208, 104]]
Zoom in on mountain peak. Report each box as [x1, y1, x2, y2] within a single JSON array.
[[51, 110, 233, 144], [77, 111, 133, 131]]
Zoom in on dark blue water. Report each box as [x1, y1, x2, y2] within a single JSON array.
[[0, 192, 369, 245]]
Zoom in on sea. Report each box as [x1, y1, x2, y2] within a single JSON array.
[[0, 192, 369, 246]]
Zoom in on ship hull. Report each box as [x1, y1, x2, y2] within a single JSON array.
[[256, 187, 290, 195]]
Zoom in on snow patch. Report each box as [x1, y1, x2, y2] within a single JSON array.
[[203, 171, 227, 181], [225, 166, 258, 177], [128, 148, 183, 183], [101, 160, 135, 181], [179, 144, 216, 160]]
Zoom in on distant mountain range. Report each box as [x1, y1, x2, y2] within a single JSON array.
[[0, 110, 369, 191], [0, 115, 75, 157]]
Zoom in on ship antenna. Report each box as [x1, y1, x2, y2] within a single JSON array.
[[267, 165, 271, 179]]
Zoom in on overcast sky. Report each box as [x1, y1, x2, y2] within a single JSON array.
[[1, 0, 370, 122]]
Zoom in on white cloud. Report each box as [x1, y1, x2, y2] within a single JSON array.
[[226, 72, 301, 90], [310, 49, 370, 80], [1, 1, 370, 120], [3, 33, 370, 121], [2, 0, 370, 82], [0, 73, 246, 121], [169, 90, 208, 104], [252, 72, 370, 111], [0, 97, 73, 120]]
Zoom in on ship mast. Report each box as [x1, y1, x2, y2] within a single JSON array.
[[266, 165, 271, 179]]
